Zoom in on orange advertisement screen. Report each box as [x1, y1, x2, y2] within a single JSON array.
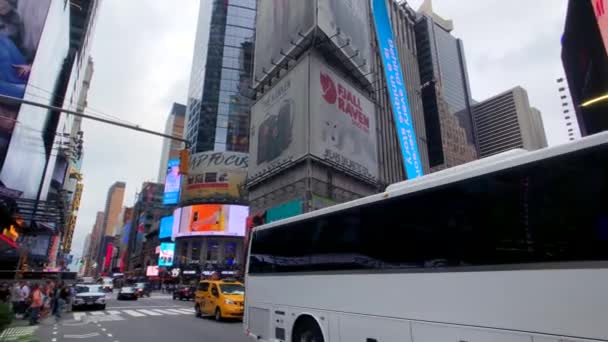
[[177, 204, 249, 237]]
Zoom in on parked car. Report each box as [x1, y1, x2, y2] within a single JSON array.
[[134, 282, 151, 297], [72, 284, 106, 310], [173, 286, 195, 301], [117, 286, 138, 300]]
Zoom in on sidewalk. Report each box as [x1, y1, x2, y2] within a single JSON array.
[[0, 318, 40, 342]]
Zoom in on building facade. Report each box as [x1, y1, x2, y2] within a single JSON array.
[[556, 77, 581, 142], [184, 0, 256, 154], [84, 211, 105, 276], [561, 0, 608, 137], [414, 0, 477, 171], [473, 87, 547, 158], [96, 181, 125, 274], [157, 103, 186, 183]]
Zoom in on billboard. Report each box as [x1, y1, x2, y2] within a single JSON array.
[[159, 216, 173, 239], [0, 0, 52, 168], [592, 0, 608, 57], [146, 265, 159, 277], [371, 0, 423, 180], [317, 0, 373, 81], [174, 204, 248, 238], [249, 58, 309, 180], [266, 199, 303, 223], [253, 0, 315, 88], [163, 159, 180, 205], [309, 55, 378, 180], [158, 242, 175, 267], [181, 152, 248, 204]]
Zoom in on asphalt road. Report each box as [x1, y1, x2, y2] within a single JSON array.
[[34, 292, 250, 342]]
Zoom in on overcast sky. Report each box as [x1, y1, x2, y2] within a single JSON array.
[[69, 0, 573, 265]]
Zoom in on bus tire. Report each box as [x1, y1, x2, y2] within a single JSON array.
[[292, 316, 324, 342]]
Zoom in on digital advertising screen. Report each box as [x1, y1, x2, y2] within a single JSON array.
[[146, 266, 159, 277], [163, 159, 181, 205], [159, 216, 173, 239], [174, 205, 248, 238], [158, 242, 175, 267]]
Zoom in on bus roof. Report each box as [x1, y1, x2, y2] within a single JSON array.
[[253, 131, 608, 233]]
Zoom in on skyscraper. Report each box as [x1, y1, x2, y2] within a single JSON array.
[[184, 0, 256, 154], [97, 181, 126, 274], [414, 0, 477, 170], [473, 87, 547, 158], [157, 103, 186, 183], [556, 77, 581, 142]]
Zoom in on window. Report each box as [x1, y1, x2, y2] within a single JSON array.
[[192, 242, 201, 262], [207, 241, 219, 261], [198, 282, 209, 291], [211, 284, 219, 297], [250, 145, 608, 274]]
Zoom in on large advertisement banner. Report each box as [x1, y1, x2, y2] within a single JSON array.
[[309, 55, 378, 180], [253, 0, 315, 88], [181, 151, 248, 204], [371, 0, 423, 180], [249, 58, 309, 180], [158, 242, 175, 267], [163, 159, 180, 205], [317, 0, 373, 82], [175, 204, 248, 238], [592, 0, 608, 57], [0, 0, 52, 168]]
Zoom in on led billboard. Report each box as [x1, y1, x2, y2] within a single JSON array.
[[181, 152, 248, 204], [159, 216, 173, 239], [163, 159, 181, 205], [592, 0, 608, 57], [158, 242, 175, 267], [146, 266, 159, 277], [174, 205, 248, 238]]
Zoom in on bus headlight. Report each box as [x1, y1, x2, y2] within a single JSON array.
[[224, 299, 235, 305]]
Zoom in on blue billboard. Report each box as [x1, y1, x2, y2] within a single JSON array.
[[371, 0, 423, 180], [158, 242, 175, 267], [163, 159, 181, 204], [159, 216, 173, 239]]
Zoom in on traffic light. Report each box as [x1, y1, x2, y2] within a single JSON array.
[[179, 149, 189, 175]]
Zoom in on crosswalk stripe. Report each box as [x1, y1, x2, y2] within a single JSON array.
[[122, 310, 146, 317], [151, 309, 178, 315], [106, 311, 121, 315], [136, 309, 162, 316], [73, 312, 86, 321], [89, 311, 106, 316], [166, 309, 190, 314], [173, 309, 194, 314]]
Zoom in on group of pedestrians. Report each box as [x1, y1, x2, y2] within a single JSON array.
[[0, 280, 73, 325]]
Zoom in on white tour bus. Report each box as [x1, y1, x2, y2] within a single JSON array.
[[244, 131, 608, 342]]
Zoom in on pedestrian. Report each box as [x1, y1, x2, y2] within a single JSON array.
[[29, 284, 42, 325], [0, 282, 10, 303], [19, 281, 30, 319], [54, 284, 68, 320], [10, 282, 20, 315]]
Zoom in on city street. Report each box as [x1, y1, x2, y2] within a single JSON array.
[[34, 292, 249, 342]]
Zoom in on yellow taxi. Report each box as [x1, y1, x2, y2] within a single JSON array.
[[194, 279, 245, 321]]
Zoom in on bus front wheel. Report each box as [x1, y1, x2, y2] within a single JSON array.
[[292, 316, 324, 342]]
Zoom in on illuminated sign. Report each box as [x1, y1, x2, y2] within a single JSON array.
[[183, 270, 196, 275], [592, 0, 608, 57], [371, 0, 423, 180], [163, 159, 181, 205], [146, 266, 159, 277], [158, 242, 175, 267], [175, 205, 248, 238], [159, 216, 173, 239]]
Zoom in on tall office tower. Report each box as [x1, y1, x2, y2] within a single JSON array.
[[97, 182, 126, 274], [157, 103, 186, 183], [473, 87, 548, 158], [184, 0, 256, 153], [561, 0, 608, 136], [87, 211, 105, 276], [414, 0, 477, 171], [372, 1, 430, 186]]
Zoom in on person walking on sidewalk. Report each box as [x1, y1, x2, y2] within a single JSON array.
[[54, 284, 69, 320], [29, 284, 42, 325], [10, 282, 20, 315]]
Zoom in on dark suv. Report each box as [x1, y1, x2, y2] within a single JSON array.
[[173, 286, 195, 301]]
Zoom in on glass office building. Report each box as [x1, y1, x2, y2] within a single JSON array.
[[415, 6, 477, 170], [185, 0, 256, 153]]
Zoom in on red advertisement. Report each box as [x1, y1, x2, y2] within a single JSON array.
[[104, 243, 113, 269], [592, 0, 608, 56]]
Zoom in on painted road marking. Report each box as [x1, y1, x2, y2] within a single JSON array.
[[107, 310, 121, 315], [72, 312, 87, 321], [122, 310, 146, 317], [151, 309, 178, 315], [165, 309, 190, 314], [64, 332, 101, 339], [173, 309, 195, 314], [89, 311, 106, 316], [136, 309, 162, 316]]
